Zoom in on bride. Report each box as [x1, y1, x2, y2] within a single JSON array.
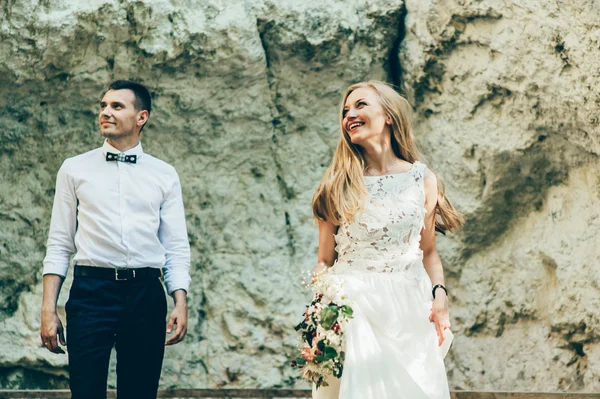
[[310, 81, 463, 399]]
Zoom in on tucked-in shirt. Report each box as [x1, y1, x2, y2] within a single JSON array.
[[43, 140, 191, 294]]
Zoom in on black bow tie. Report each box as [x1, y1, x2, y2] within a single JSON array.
[[106, 152, 137, 164]]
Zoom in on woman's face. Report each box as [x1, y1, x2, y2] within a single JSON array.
[[342, 87, 390, 146]]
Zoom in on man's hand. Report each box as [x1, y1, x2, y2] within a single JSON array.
[[40, 274, 65, 354], [165, 289, 188, 346], [40, 310, 66, 354]]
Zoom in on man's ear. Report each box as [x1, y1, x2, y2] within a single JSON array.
[[137, 110, 149, 127]]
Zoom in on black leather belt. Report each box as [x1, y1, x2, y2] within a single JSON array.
[[74, 265, 161, 281]]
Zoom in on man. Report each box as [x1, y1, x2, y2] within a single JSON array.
[[40, 80, 191, 399]]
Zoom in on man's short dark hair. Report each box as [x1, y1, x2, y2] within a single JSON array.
[[108, 80, 152, 113], [107, 80, 152, 132]]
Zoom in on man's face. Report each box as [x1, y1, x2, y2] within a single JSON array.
[[99, 89, 145, 140]]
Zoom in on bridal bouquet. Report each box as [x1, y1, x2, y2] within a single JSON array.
[[292, 271, 353, 389]]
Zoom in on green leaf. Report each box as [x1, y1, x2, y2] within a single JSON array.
[[313, 344, 339, 363], [295, 356, 307, 365], [334, 366, 343, 378], [340, 305, 353, 318], [316, 340, 326, 352], [294, 321, 307, 331], [320, 306, 338, 329], [316, 377, 326, 389], [313, 355, 327, 363], [323, 345, 338, 359]]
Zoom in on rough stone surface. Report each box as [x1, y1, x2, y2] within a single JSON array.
[[0, 0, 598, 393]]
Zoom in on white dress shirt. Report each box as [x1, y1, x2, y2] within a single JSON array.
[[43, 140, 191, 294]]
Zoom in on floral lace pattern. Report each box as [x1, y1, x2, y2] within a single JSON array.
[[333, 162, 427, 276]]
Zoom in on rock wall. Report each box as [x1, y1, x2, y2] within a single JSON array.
[[401, 0, 600, 391], [0, 0, 598, 392]]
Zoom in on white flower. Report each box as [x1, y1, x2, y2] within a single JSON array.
[[314, 274, 348, 305], [325, 330, 342, 347]]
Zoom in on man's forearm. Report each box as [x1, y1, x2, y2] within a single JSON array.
[[42, 274, 65, 313], [171, 289, 187, 306]]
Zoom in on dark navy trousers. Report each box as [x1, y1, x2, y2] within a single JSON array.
[[65, 275, 167, 399]]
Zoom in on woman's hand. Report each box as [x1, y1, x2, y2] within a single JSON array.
[[429, 293, 451, 346], [311, 261, 329, 283]]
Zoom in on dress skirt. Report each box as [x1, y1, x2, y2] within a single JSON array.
[[313, 267, 450, 399]]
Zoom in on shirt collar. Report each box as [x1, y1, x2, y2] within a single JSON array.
[[102, 139, 144, 160]]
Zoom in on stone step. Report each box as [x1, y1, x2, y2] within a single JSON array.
[[0, 390, 598, 398]]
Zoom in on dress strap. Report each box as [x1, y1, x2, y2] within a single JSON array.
[[413, 161, 428, 230], [412, 161, 427, 181]]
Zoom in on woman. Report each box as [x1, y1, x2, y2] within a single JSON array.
[[311, 81, 463, 399]]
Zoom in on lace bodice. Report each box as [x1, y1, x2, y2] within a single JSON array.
[[333, 162, 428, 275]]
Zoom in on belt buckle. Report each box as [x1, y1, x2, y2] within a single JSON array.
[[115, 268, 135, 281]]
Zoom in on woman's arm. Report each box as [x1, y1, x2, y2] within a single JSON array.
[[420, 168, 451, 345], [312, 219, 338, 277]]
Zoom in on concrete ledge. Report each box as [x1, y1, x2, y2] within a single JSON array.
[[0, 390, 598, 398], [451, 392, 600, 399]]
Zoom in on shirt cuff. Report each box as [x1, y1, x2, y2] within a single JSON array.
[[163, 270, 191, 295], [42, 262, 68, 278]]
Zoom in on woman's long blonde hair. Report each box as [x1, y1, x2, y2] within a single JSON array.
[[312, 80, 464, 234]]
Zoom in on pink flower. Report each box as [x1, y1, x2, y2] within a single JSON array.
[[301, 347, 315, 361]]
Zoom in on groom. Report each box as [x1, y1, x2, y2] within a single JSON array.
[[40, 80, 191, 399]]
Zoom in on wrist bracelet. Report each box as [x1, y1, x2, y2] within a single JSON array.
[[432, 284, 448, 299]]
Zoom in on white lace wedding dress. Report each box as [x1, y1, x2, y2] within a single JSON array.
[[313, 162, 451, 399]]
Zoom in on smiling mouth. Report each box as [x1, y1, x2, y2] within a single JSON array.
[[348, 122, 365, 131]]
